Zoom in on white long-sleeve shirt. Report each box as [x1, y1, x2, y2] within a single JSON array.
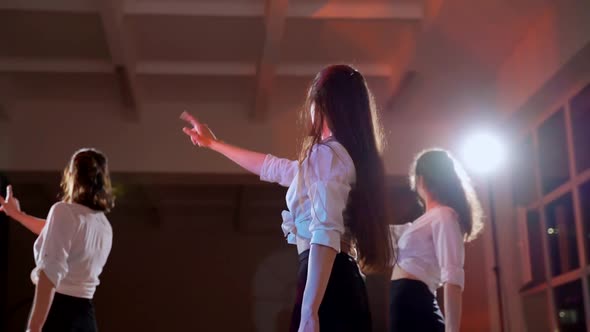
[[260, 139, 355, 253], [391, 206, 465, 293], [31, 202, 113, 299]]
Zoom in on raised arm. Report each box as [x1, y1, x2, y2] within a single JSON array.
[[180, 112, 267, 176], [0, 185, 46, 235], [180, 112, 299, 186]]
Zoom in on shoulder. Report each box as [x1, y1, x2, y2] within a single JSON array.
[[47, 202, 77, 227], [49, 202, 96, 221], [430, 206, 462, 234], [49, 202, 72, 215], [434, 206, 459, 221], [309, 140, 354, 169], [307, 140, 355, 180]]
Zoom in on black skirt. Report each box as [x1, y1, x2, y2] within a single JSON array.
[[389, 279, 445, 332], [290, 249, 372, 332], [42, 292, 98, 332]]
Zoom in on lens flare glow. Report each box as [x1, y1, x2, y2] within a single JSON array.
[[461, 132, 506, 174]]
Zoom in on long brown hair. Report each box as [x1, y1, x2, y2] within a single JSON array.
[[410, 149, 483, 242], [299, 64, 392, 272], [60, 148, 115, 212]]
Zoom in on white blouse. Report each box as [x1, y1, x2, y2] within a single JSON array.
[[31, 202, 113, 299], [391, 206, 465, 293], [260, 139, 355, 253]]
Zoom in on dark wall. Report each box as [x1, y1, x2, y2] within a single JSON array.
[[2, 172, 429, 332], [0, 173, 9, 332]]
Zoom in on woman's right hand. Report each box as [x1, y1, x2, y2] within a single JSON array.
[[0, 185, 21, 219], [180, 111, 218, 148]]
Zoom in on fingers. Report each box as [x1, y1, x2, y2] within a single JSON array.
[[182, 127, 202, 146], [180, 111, 200, 127], [6, 185, 12, 200], [182, 127, 194, 136]]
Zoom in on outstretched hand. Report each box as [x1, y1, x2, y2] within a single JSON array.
[[180, 111, 218, 148], [0, 185, 21, 218]]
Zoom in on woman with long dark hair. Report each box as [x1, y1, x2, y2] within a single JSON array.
[[389, 148, 484, 332], [0, 148, 115, 332], [181, 64, 392, 331]]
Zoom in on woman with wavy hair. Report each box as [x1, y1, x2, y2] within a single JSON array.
[[0, 148, 115, 332], [389, 148, 484, 332], [181, 64, 392, 332]]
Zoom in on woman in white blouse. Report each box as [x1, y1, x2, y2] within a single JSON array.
[[0, 148, 114, 332], [389, 149, 483, 332], [181, 64, 392, 332]]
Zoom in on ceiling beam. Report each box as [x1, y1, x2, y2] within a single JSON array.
[[1, 0, 424, 20], [252, 0, 289, 121], [277, 63, 392, 77], [0, 58, 113, 73], [137, 62, 393, 77], [136, 61, 256, 76], [384, 25, 420, 113], [288, 2, 423, 20], [97, 0, 140, 121], [0, 58, 395, 78], [124, 0, 423, 20], [0, 0, 96, 13], [124, 1, 264, 17]]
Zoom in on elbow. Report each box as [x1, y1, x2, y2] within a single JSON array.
[[35, 262, 66, 289], [441, 267, 465, 291], [37, 270, 57, 290], [445, 282, 464, 293]]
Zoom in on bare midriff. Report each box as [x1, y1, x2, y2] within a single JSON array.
[[391, 264, 421, 281]]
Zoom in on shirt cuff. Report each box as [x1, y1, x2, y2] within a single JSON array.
[[441, 266, 465, 290], [310, 229, 341, 252], [33, 261, 65, 288], [259, 154, 275, 183]]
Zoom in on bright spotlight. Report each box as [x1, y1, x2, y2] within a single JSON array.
[[461, 131, 506, 174]]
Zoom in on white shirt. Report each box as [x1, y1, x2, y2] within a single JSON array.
[[391, 206, 465, 293], [31, 202, 113, 299], [260, 139, 355, 253]]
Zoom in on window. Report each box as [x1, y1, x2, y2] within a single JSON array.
[[554, 280, 586, 332], [515, 81, 590, 332], [526, 210, 545, 284], [512, 136, 536, 206], [571, 83, 590, 173], [545, 193, 579, 276], [538, 109, 570, 194], [580, 180, 590, 264]]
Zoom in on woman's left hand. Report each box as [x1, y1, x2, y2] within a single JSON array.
[[298, 310, 319, 332], [0, 185, 21, 218], [180, 111, 218, 148]]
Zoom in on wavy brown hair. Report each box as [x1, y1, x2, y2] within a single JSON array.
[[60, 148, 115, 212], [410, 149, 484, 242], [299, 64, 392, 273]]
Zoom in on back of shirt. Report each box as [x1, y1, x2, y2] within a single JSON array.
[[392, 206, 465, 293], [32, 202, 113, 299]]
